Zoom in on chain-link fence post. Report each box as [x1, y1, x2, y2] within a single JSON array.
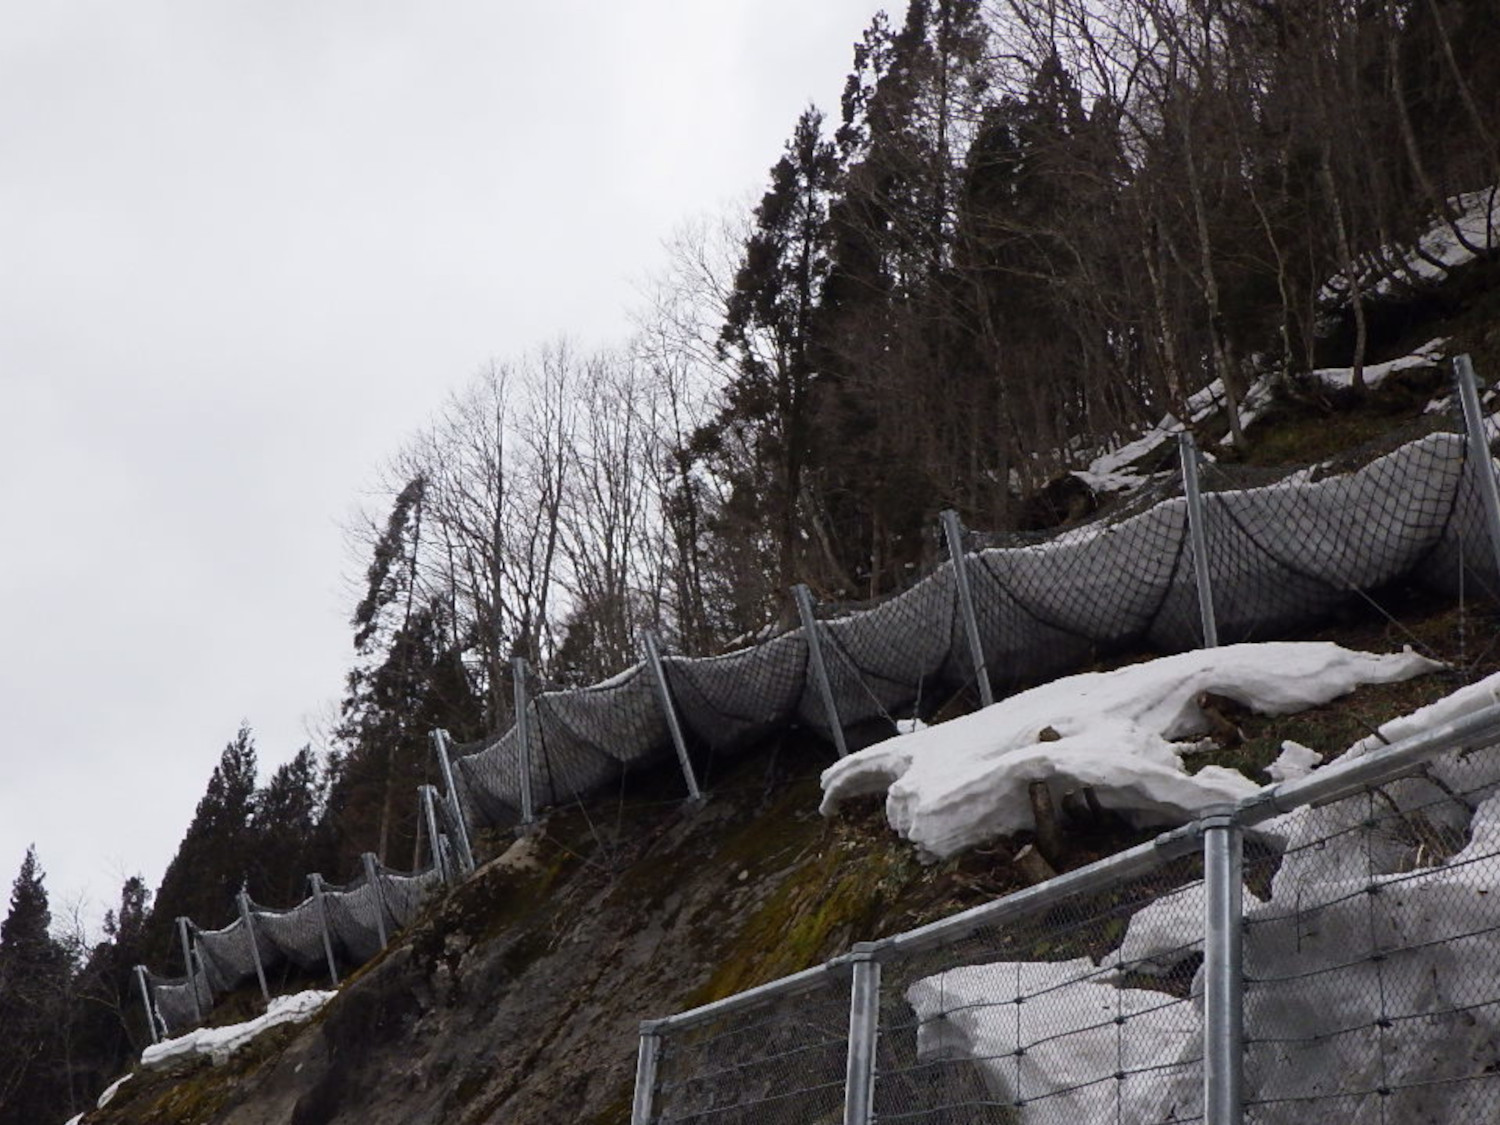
[[1202, 809, 1243, 1125], [630, 1021, 662, 1125], [512, 655, 537, 830], [1454, 353, 1500, 583], [844, 943, 882, 1125], [175, 916, 203, 1023], [430, 728, 476, 875], [642, 630, 704, 803], [420, 784, 451, 884], [133, 964, 161, 1045], [236, 889, 271, 1005], [1178, 432, 1220, 648], [307, 873, 340, 988], [941, 509, 994, 708], [361, 852, 391, 949], [793, 583, 850, 757]]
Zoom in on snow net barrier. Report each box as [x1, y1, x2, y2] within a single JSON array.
[[450, 422, 1500, 836], [152, 859, 442, 1035], [632, 701, 1500, 1124]]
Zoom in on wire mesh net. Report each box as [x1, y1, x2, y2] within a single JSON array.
[[443, 414, 1500, 843], [872, 854, 1207, 1125], [651, 973, 853, 1125], [1240, 739, 1500, 1122], [248, 893, 331, 973], [192, 916, 263, 996], [147, 965, 211, 1037]]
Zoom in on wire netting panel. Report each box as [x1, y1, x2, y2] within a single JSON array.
[[1241, 742, 1500, 1121], [379, 864, 443, 928], [665, 632, 808, 753], [194, 917, 264, 995], [816, 569, 958, 735], [148, 967, 210, 1036], [653, 977, 853, 1124], [873, 855, 1207, 1125], [249, 895, 330, 972], [323, 875, 389, 964]]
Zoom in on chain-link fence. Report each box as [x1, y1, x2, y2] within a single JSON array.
[[632, 701, 1500, 1124]]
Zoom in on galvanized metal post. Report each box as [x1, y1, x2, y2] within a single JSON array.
[[630, 1022, 663, 1125], [1454, 354, 1500, 585], [308, 874, 340, 988], [176, 917, 202, 1023], [793, 583, 850, 758], [844, 943, 882, 1125], [133, 964, 161, 1045], [941, 510, 994, 708], [512, 656, 537, 829], [642, 631, 703, 802], [236, 890, 271, 1005], [1178, 432, 1220, 648], [420, 784, 450, 884], [361, 852, 391, 949], [431, 729, 476, 875], [1202, 810, 1244, 1125]]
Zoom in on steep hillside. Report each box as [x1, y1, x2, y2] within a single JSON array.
[[76, 582, 1500, 1125]]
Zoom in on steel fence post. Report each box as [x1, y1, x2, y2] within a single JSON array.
[[1454, 354, 1500, 584], [133, 964, 161, 1045], [844, 942, 882, 1125], [1203, 809, 1244, 1125], [941, 509, 994, 708], [176, 916, 202, 1023], [793, 583, 850, 757], [1178, 432, 1219, 648], [631, 1022, 663, 1125], [420, 785, 451, 884], [361, 852, 391, 949], [308, 873, 340, 988], [642, 631, 704, 803], [512, 655, 537, 829], [431, 728, 477, 875], [236, 889, 272, 1005]]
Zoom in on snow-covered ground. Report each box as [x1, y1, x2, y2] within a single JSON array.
[[889, 654, 1500, 1122], [139, 989, 336, 1070], [820, 642, 1440, 859]]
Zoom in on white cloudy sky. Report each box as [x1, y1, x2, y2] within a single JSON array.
[[0, 0, 882, 935]]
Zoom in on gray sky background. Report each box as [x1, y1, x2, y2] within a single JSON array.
[[0, 0, 881, 936]]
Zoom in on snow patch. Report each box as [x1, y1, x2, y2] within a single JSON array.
[[1265, 740, 1322, 782], [140, 990, 335, 1070], [820, 643, 1440, 859]]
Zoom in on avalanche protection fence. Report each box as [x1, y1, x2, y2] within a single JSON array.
[[135, 354, 1500, 1044], [439, 355, 1500, 843], [629, 697, 1500, 1125], [136, 784, 462, 1042]]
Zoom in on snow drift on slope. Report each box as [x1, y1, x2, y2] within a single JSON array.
[[140, 989, 335, 1070], [820, 642, 1440, 859]]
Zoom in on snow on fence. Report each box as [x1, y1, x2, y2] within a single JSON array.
[[632, 699, 1500, 1125]]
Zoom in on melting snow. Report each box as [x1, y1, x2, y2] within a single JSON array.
[[820, 642, 1440, 859], [140, 989, 335, 1070]]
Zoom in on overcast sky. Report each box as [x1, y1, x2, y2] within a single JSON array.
[[0, 0, 882, 936]]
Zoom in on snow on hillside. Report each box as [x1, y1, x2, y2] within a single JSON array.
[[139, 990, 336, 1070], [1322, 187, 1500, 304], [819, 642, 1440, 859]]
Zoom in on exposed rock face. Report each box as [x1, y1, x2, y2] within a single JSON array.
[[88, 751, 957, 1125]]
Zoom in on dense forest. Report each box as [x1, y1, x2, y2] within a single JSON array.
[[3, 0, 1497, 1118]]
